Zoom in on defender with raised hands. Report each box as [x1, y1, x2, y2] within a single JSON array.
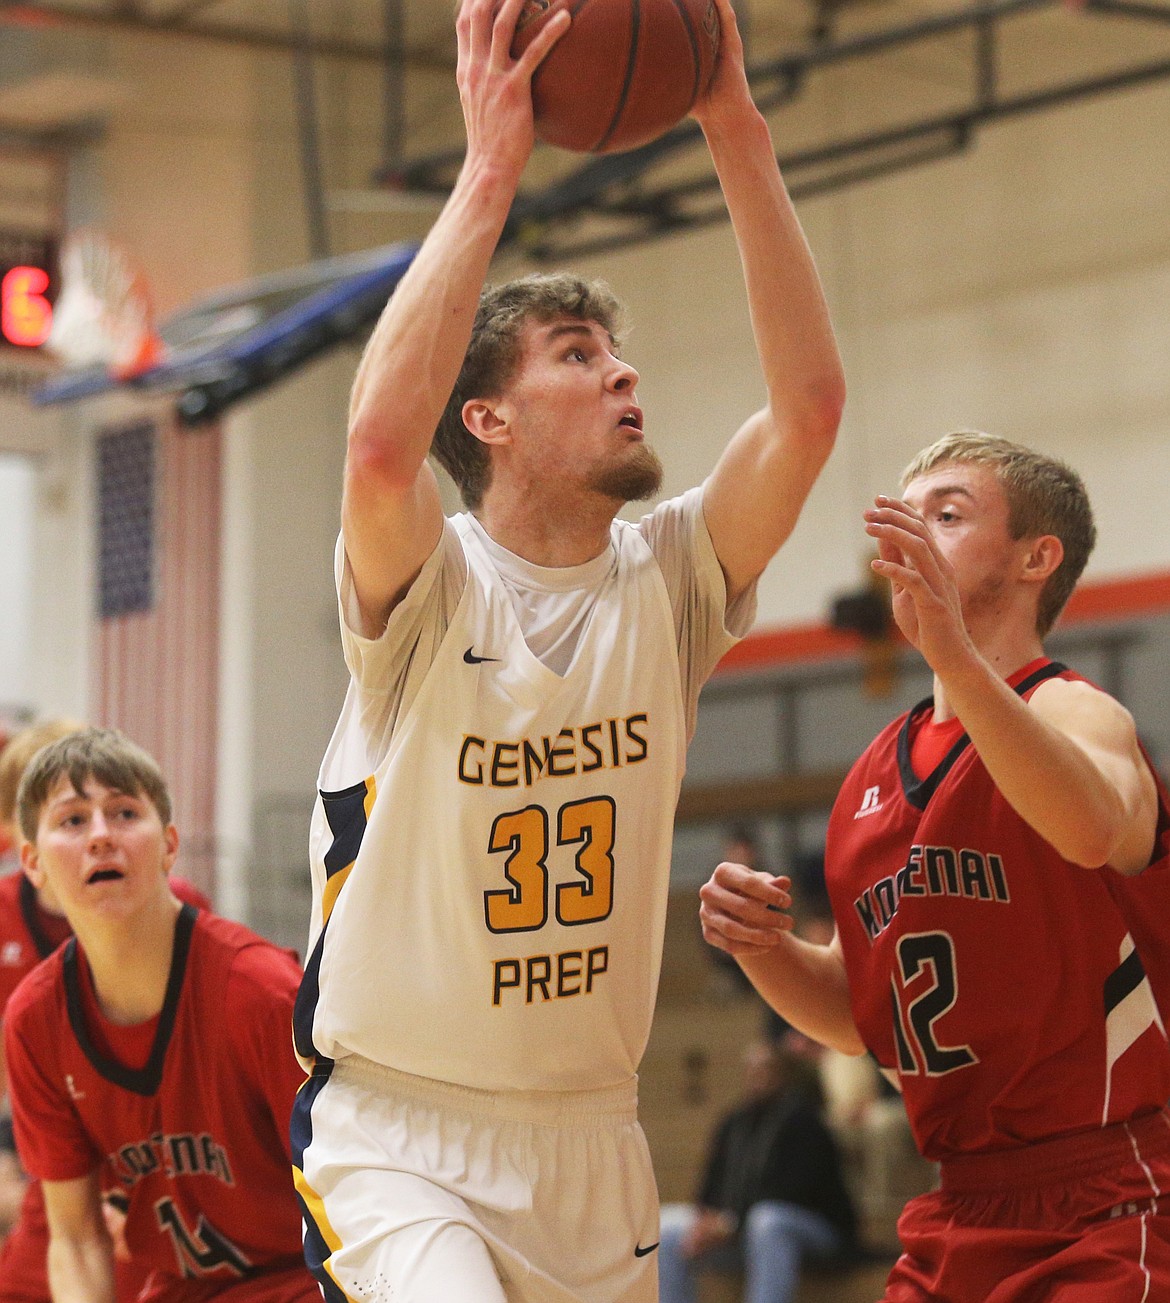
[[291, 0, 844, 1299], [701, 432, 1170, 1303]]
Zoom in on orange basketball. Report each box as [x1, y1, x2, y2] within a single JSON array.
[[513, 0, 721, 154]]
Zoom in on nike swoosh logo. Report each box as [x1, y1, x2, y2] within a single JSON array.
[[463, 647, 501, 665], [634, 1242, 659, 1258]]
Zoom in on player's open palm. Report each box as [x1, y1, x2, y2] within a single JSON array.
[[865, 495, 973, 673], [455, 0, 569, 178]]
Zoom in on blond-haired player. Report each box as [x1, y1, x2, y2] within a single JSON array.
[[701, 433, 1170, 1302]]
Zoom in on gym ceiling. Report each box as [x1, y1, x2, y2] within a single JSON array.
[[2, 0, 1169, 258]]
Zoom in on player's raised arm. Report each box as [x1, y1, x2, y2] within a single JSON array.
[[41, 1173, 116, 1303], [865, 492, 1158, 874], [968, 674, 1156, 874], [689, 0, 845, 605], [930, 664, 1155, 876], [342, 0, 570, 636]]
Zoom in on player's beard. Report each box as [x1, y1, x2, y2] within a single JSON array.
[[590, 442, 664, 503]]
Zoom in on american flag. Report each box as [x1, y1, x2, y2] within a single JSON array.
[[93, 416, 221, 899]]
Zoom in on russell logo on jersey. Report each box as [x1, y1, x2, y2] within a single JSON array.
[[854, 785, 883, 819]]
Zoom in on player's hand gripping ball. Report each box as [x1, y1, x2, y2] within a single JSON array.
[[513, 0, 720, 153]]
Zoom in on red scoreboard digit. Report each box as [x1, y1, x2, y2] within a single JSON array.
[[0, 232, 59, 350]]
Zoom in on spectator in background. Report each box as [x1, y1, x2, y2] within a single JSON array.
[[788, 848, 828, 914], [658, 1035, 857, 1303], [0, 721, 210, 1302]]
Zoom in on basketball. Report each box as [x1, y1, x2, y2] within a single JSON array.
[[513, 0, 721, 154]]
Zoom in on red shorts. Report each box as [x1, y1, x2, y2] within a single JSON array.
[[882, 1108, 1170, 1303]]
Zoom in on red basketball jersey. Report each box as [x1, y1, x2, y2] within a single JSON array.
[[0, 872, 71, 1014], [0, 872, 210, 1014], [0, 873, 212, 1303], [4, 906, 313, 1300], [826, 659, 1170, 1163]]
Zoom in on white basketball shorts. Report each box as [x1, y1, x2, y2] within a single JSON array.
[[293, 1057, 661, 1303]]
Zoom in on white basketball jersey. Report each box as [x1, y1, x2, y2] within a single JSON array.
[[296, 492, 744, 1091]]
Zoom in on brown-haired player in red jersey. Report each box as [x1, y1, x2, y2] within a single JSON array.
[[700, 432, 1170, 1302], [0, 720, 211, 1303], [3, 728, 316, 1303]]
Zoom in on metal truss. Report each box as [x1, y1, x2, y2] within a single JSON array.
[[0, 0, 441, 66], [382, 0, 1170, 261]]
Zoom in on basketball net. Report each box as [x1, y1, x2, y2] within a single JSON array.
[[47, 230, 164, 379]]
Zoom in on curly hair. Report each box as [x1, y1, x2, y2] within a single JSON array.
[[432, 273, 625, 509]]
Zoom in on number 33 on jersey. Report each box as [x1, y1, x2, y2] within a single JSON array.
[[295, 511, 718, 1093]]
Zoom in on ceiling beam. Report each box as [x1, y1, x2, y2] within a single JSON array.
[[507, 10, 1170, 258], [0, 2, 453, 68]]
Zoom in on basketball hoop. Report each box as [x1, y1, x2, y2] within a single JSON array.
[[47, 230, 164, 379]]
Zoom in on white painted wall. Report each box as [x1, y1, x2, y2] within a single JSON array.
[[554, 77, 1170, 626], [0, 455, 35, 718]]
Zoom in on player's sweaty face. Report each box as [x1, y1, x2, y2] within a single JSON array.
[[27, 774, 176, 911], [902, 463, 1021, 621], [501, 318, 659, 498]]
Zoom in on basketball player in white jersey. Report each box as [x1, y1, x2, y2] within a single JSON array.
[[291, 1, 844, 1300]]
